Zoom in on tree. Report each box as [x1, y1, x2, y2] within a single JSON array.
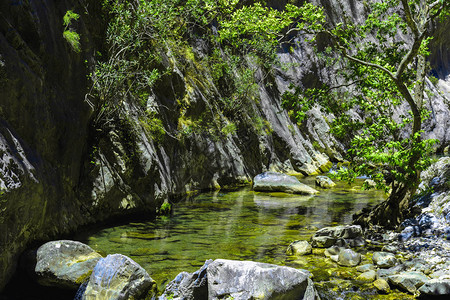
[[279, 0, 449, 228]]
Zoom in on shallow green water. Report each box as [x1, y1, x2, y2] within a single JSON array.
[[76, 177, 413, 299]]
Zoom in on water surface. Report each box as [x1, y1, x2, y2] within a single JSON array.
[[76, 177, 412, 299]]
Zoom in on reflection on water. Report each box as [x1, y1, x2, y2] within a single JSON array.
[[76, 178, 384, 287]]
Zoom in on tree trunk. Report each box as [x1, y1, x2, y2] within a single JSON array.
[[353, 180, 416, 229]]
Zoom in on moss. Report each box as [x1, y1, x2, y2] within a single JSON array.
[[159, 201, 172, 216], [75, 270, 92, 284], [139, 113, 165, 143]]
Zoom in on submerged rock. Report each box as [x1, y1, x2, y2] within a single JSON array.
[[35, 240, 102, 289], [286, 240, 313, 256], [82, 254, 156, 300], [315, 176, 336, 188], [160, 260, 211, 300], [372, 252, 397, 268], [253, 172, 319, 195], [207, 259, 318, 300]]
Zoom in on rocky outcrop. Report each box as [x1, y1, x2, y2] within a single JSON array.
[[253, 172, 319, 195]]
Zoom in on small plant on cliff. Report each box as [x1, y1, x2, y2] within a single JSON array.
[[63, 10, 81, 53]]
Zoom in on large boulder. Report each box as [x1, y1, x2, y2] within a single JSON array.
[[207, 259, 318, 300], [311, 225, 365, 248], [253, 172, 319, 195], [82, 254, 156, 300], [35, 240, 102, 289], [160, 260, 211, 300]]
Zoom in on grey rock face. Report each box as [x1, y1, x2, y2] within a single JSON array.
[[315, 176, 336, 189], [207, 259, 318, 300], [160, 260, 211, 300], [35, 240, 102, 289], [372, 252, 398, 268], [286, 240, 313, 256], [253, 172, 319, 195], [388, 271, 429, 294], [82, 254, 156, 300], [337, 249, 361, 267]]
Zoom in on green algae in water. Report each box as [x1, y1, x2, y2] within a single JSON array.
[[75, 178, 412, 299]]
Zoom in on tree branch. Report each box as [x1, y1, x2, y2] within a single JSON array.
[[339, 49, 397, 81], [400, 0, 420, 37], [395, 26, 427, 78]]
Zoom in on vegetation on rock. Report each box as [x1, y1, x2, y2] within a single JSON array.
[[81, 0, 449, 228]]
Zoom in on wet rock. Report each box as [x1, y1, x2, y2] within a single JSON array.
[[373, 278, 390, 293], [315, 176, 336, 188], [160, 260, 211, 300], [372, 252, 397, 268], [35, 240, 102, 289], [418, 278, 450, 296], [337, 249, 361, 267], [388, 271, 429, 294], [286, 240, 312, 256], [311, 225, 365, 248], [356, 264, 375, 273], [82, 254, 156, 300], [207, 259, 318, 300], [357, 270, 376, 282], [253, 172, 319, 195]]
